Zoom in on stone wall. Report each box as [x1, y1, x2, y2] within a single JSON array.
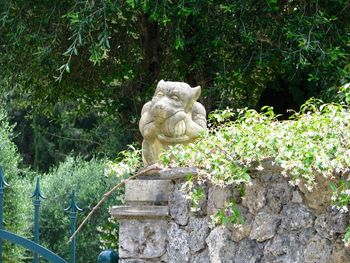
[[111, 162, 350, 263]]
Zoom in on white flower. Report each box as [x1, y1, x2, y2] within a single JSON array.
[[341, 189, 350, 196], [256, 165, 264, 171], [340, 206, 349, 213]]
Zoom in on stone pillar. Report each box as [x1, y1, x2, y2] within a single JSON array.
[[110, 178, 174, 262]]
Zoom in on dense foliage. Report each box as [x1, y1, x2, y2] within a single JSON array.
[[1, 0, 349, 170], [0, 108, 31, 262], [162, 99, 350, 188], [37, 156, 120, 263], [162, 98, 350, 245]]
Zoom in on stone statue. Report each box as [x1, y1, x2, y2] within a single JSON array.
[[139, 80, 207, 165]]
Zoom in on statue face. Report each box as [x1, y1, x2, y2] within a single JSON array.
[[150, 80, 201, 121]]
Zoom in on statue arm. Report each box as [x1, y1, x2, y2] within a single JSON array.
[[185, 102, 207, 138], [139, 102, 157, 140], [192, 102, 207, 128]]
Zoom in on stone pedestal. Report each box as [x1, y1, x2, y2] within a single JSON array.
[[111, 178, 174, 262]]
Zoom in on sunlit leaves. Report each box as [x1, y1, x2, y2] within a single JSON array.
[[161, 98, 350, 190]]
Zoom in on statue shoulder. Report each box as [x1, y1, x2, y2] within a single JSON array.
[[192, 101, 206, 116], [141, 101, 153, 115]]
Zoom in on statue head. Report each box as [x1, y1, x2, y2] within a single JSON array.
[[149, 80, 201, 121]]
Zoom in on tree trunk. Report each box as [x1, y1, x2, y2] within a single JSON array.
[[139, 14, 162, 90]]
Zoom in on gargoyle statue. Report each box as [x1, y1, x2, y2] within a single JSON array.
[[139, 80, 207, 165]]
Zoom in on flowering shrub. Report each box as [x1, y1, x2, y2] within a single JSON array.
[[160, 97, 350, 243], [161, 99, 350, 190], [104, 145, 142, 179]]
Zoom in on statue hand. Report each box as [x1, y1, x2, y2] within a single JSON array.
[[163, 111, 187, 137]]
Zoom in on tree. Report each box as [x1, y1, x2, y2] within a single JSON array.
[[0, 0, 349, 169]]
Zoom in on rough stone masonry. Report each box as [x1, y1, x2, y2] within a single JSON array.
[[110, 160, 350, 263]]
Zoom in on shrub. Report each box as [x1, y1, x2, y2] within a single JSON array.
[[37, 156, 120, 263], [0, 108, 31, 262], [160, 97, 350, 245]]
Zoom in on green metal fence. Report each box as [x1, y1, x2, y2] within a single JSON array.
[[0, 167, 118, 263]]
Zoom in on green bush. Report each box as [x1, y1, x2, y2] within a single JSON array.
[[0, 108, 31, 262], [37, 156, 119, 263]]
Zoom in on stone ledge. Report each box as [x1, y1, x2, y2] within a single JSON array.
[[141, 167, 198, 180], [110, 205, 169, 218], [125, 179, 173, 203]]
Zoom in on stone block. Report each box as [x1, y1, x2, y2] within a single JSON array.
[[169, 184, 189, 225], [125, 179, 173, 203], [304, 234, 332, 263], [207, 185, 231, 215], [291, 190, 303, 203], [241, 180, 266, 215], [190, 249, 209, 263], [141, 167, 199, 180], [186, 217, 209, 252], [110, 205, 169, 218], [235, 238, 262, 263], [167, 222, 190, 263], [263, 233, 305, 262], [206, 226, 236, 263], [250, 211, 280, 242], [266, 182, 292, 213], [279, 203, 315, 231], [315, 206, 349, 240], [119, 219, 167, 259]]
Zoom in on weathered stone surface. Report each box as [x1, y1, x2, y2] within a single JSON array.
[[206, 226, 236, 263], [249, 158, 281, 174], [228, 224, 252, 242], [186, 217, 209, 252], [116, 162, 350, 263], [250, 211, 280, 242], [120, 259, 163, 263], [235, 238, 262, 263], [291, 190, 303, 203], [315, 206, 349, 240], [142, 167, 199, 180], [304, 234, 332, 263], [279, 203, 315, 231], [298, 176, 333, 213], [119, 219, 167, 259], [242, 180, 266, 214], [330, 243, 350, 263], [169, 185, 189, 225], [263, 233, 304, 263], [125, 179, 173, 203], [227, 205, 253, 242], [190, 249, 209, 263], [266, 182, 292, 213], [159, 167, 198, 180], [167, 222, 190, 263], [110, 205, 169, 218], [139, 80, 206, 165], [207, 185, 231, 215]]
